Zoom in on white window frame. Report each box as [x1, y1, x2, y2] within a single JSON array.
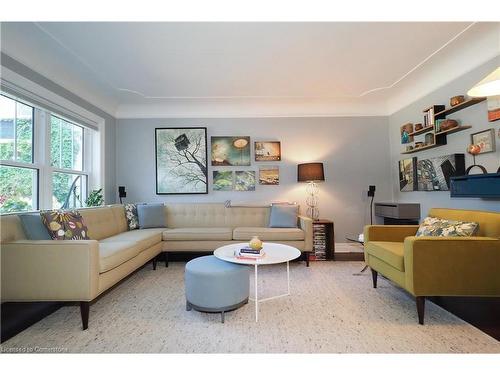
[[1, 82, 105, 212]]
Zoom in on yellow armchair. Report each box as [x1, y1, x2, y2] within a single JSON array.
[[364, 208, 500, 324]]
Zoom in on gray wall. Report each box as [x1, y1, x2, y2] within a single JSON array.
[[389, 56, 500, 215], [0, 54, 117, 204], [116, 116, 392, 241]]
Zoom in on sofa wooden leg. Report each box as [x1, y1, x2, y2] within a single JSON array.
[[416, 296, 425, 325], [152, 256, 157, 270], [305, 252, 310, 267], [80, 301, 89, 330], [371, 269, 378, 288], [165, 252, 169, 268]]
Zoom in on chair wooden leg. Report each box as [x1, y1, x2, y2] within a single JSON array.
[[371, 268, 378, 288], [221, 311, 225, 323], [165, 252, 169, 268], [186, 301, 192, 311], [305, 252, 310, 267], [80, 301, 89, 330], [416, 296, 425, 325]]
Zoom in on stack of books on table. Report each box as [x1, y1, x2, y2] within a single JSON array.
[[236, 246, 266, 260]]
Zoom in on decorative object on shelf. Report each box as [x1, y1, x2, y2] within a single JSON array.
[[259, 166, 279, 185], [434, 119, 445, 132], [406, 145, 413, 152], [254, 141, 281, 161], [213, 171, 233, 191], [155, 127, 208, 195], [400, 123, 414, 144], [415, 141, 424, 148], [414, 123, 423, 131], [398, 158, 417, 192], [249, 236, 263, 250], [467, 67, 500, 97], [297, 162, 325, 220], [486, 96, 500, 122], [85, 188, 103, 207], [450, 95, 465, 107], [416, 154, 465, 191], [234, 171, 256, 191], [211, 136, 251, 166], [424, 133, 434, 145], [465, 144, 487, 175], [439, 119, 459, 132], [471, 129, 496, 154]]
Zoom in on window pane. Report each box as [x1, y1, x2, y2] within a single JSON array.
[[0, 165, 37, 213], [0, 95, 16, 161], [50, 116, 83, 171], [16, 101, 33, 163], [52, 172, 87, 209]]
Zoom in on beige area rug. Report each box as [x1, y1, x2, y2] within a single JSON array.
[[2, 261, 499, 353]]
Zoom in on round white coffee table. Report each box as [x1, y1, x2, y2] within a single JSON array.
[[214, 243, 301, 322]]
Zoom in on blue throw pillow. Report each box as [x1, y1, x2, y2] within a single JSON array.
[[137, 204, 166, 229], [19, 213, 52, 240], [269, 204, 298, 228]]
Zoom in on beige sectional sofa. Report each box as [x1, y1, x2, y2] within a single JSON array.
[[0, 203, 312, 329]]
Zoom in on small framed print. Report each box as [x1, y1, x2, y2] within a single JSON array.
[[471, 129, 496, 154], [255, 141, 281, 161]]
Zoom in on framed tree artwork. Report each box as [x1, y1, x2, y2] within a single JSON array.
[[155, 127, 208, 194]]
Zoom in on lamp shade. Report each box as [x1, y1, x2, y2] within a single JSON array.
[[297, 162, 325, 182], [467, 67, 500, 97]]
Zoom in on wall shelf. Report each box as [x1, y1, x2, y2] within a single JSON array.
[[435, 125, 472, 136], [434, 97, 487, 118], [400, 97, 486, 155], [408, 126, 434, 137], [401, 143, 444, 154]]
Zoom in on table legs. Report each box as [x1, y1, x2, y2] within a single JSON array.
[[254, 264, 258, 322], [252, 261, 291, 322]]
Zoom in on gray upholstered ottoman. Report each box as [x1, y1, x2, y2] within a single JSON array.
[[185, 255, 249, 323]]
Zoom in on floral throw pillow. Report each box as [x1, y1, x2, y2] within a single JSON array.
[[40, 210, 90, 240], [124, 203, 139, 230], [416, 216, 478, 237]]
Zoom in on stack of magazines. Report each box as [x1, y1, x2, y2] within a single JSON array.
[[235, 246, 266, 260]]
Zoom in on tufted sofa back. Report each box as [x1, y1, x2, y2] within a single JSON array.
[[164, 203, 270, 228]]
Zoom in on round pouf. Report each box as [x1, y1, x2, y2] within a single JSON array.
[[185, 255, 249, 323]]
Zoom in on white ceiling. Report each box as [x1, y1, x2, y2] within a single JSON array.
[[1, 22, 499, 118]]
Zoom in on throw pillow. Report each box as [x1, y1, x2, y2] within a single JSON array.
[[40, 210, 90, 240], [124, 203, 139, 230], [137, 203, 166, 229], [416, 216, 478, 237], [269, 204, 298, 228], [19, 213, 52, 240]]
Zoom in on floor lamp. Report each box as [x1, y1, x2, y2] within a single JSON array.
[[297, 163, 325, 220]]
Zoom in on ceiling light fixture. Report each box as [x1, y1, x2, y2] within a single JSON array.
[[467, 67, 500, 97]]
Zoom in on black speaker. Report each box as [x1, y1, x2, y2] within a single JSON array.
[[118, 186, 127, 203], [368, 185, 376, 197]]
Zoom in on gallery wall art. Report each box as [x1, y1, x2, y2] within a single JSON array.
[[471, 129, 496, 154], [234, 171, 256, 191], [212, 171, 233, 191], [255, 141, 281, 161], [155, 127, 208, 194], [416, 154, 465, 191], [211, 136, 251, 166], [398, 158, 417, 192], [259, 166, 279, 185]]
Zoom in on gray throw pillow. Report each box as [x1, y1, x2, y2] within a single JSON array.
[[19, 213, 52, 240], [269, 204, 298, 228], [137, 204, 166, 229]]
